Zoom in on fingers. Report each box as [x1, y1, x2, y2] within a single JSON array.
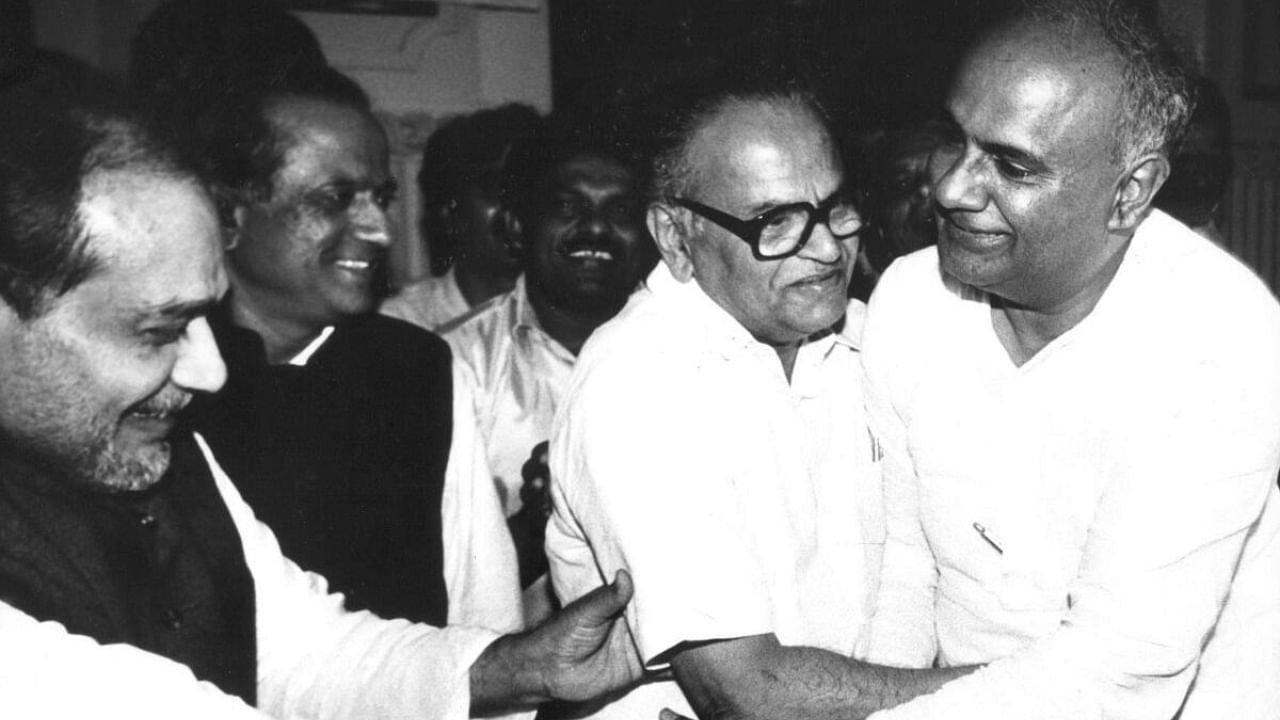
[[609, 569, 634, 605]]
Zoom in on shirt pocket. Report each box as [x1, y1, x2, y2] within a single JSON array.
[[921, 476, 1070, 616]]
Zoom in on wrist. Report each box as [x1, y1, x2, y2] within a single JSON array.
[[469, 631, 551, 714]]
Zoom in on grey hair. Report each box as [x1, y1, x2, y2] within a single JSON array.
[[647, 65, 829, 205], [1012, 0, 1195, 166]]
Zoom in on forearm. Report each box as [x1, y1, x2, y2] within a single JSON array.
[[673, 635, 974, 720]]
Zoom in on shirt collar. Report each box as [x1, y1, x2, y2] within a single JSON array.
[[510, 275, 579, 363], [646, 262, 862, 360], [288, 326, 335, 367], [511, 274, 543, 335]]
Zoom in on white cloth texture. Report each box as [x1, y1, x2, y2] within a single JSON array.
[[546, 262, 885, 720], [0, 433, 501, 720], [862, 210, 1280, 720], [444, 274, 576, 517], [380, 267, 472, 332], [289, 328, 524, 633]]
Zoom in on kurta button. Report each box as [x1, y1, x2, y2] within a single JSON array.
[[163, 607, 183, 629]]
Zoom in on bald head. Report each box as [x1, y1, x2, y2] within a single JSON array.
[[682, 96, 837, 207], [979, 0, 1193, 167]]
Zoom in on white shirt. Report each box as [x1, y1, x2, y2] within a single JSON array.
[[547, 262, 884, 720], [863, 211, 1280, 719], [0, 434, 500, 720], [380, 267, 472, 332], [287, 328, 523, 633], [444, 275, 576, 517]]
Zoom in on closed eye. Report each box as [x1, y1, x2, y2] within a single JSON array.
[[142, 325, 186, 347], [993, 156, 1035, 181]]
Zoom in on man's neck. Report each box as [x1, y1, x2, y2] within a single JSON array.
[[772, 343, 801, 382], [525, 282, 619, 357], [991, 239, 1130, 366], [227, 294, 326, 366], [455, 262, 518, 309]]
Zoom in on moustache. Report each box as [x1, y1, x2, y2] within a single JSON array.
[[128, 391, 192, 419]]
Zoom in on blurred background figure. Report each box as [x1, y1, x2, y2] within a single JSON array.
[[850, 118, 947, 300], [381, 104, 545, 331], [1155, 75, 1233, 244], [444, 112, 653, 625], [129, 0, 328, 147]]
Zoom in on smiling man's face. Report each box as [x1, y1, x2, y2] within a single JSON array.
[[680, 97, 856, 347], [228, 96, 396, 334], [523, 153, 647, 315], [0, 170, 227, 492], [930, 20, 1128, 309]]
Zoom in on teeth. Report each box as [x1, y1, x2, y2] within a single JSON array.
[[568, 249, 614, 260], [335, 259, 372, 270]]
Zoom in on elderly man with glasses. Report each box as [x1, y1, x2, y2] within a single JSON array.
[[544, 73, 970, 720]]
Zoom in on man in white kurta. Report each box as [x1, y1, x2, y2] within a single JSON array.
[[860, 2, 1280, 718], [862, 213, 1280, 719], [548, 264, 882, 719], [546, 89, 903, 720]]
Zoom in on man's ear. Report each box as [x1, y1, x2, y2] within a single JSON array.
[[498, 207, 526, 259], [1109, 153, 1170, 233], [648, 203, 695, 282], [224, 205, 252, 252], [0, 296, 20, 335]]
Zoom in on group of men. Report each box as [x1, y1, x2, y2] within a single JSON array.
[[2, 1, 1279, 719]]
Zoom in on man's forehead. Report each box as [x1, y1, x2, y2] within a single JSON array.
[[691, 99, 839, 207], [549, 154, 635, 191], [949, 22, 1123, 151], [964, 17, 1122, 92], [269, 97, 390, 183], [76, 169, 225, 303]]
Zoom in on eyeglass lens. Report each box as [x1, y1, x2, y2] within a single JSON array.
[[758, 201, 863, 257]]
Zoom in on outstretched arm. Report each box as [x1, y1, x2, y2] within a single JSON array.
[[671, 634, 973, 720], [470, 570, 642, 715]]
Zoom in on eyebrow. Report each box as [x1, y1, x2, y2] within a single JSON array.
[[316, 177, 399, 193], [975, 138, 1049, 173], [940, 106, 1050, 175], [137, 298, 221, 323], [743, 186, 846, 218]]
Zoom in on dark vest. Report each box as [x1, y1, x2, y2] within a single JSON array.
[[186, 309, 454, 625], [0, 432, 258, 703]]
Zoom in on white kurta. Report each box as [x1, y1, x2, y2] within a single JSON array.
[[863, 210, 1280, 719], [547, 263, 884, 720]]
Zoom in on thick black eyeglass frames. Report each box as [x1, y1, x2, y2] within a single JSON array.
[[673, 191, 868, 260]]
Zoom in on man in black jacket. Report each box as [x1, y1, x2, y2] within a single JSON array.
[[0, 76, 635, 719], [184, 64, 522, 631]]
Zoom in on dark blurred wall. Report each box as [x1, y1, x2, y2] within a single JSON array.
[[548, 0, 1161, 135], [1, 0, 34, 73]]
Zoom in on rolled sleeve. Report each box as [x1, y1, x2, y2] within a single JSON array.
[[549, 368, 775, 667], [197, 434, 501, 720]]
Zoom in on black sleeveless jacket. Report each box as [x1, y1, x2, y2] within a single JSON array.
[[186, 309, 454, 626], [0, 432, 258, 703]]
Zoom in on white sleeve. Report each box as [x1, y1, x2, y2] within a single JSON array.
[[860, 266, 939, 667], [194, 434, 501, 720], [442, 360, 524, 632], [0, 598, 268, 719], [547, 353, 777, 667]]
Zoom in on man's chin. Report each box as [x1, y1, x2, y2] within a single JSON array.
[[86, 441, 172, 493]]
